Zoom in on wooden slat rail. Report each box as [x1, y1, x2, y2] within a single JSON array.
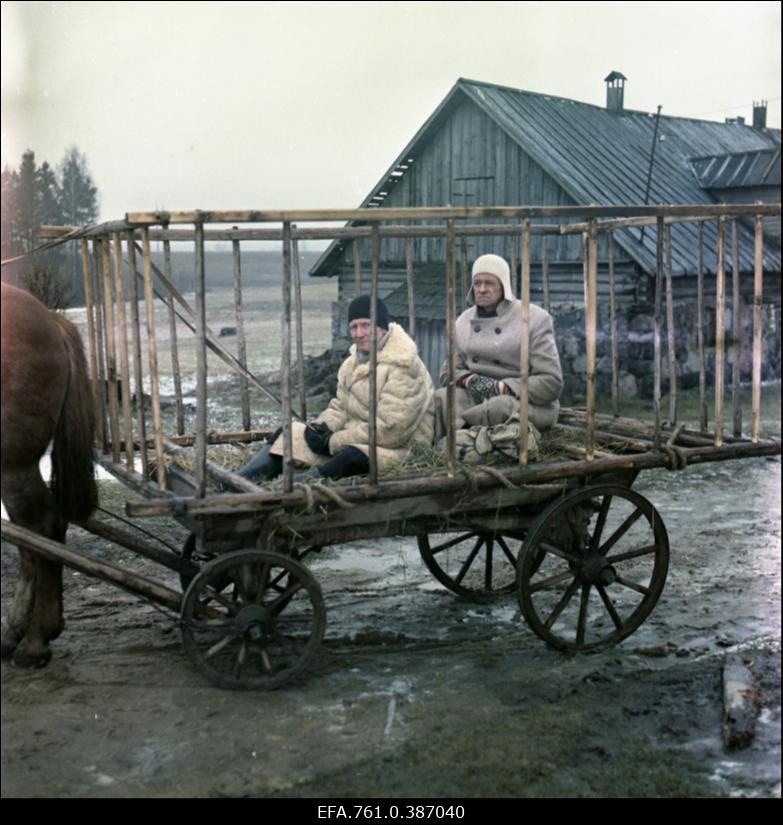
[[124, 203, 782, 225], [125, 438, 782, 519], [58, 202, 779, 513]]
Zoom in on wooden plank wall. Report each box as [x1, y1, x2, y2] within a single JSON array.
[[336, 97, 641, 306]]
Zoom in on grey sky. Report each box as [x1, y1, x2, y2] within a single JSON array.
[[2, 0, 780, 223]]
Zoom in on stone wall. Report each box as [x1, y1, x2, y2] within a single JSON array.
[[555, 301, 782, 403]]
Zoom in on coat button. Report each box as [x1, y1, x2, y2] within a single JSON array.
[[473, 324, 481, 332], [472, 356, 479, 363], [493, 359, 500, 365], [495, 327, 502, 334]]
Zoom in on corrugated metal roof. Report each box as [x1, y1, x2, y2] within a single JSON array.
[[311, 78, 781, 277], [690, 148, 781, 189]]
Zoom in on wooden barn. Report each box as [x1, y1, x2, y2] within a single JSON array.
[[309, 75, 782, 399]]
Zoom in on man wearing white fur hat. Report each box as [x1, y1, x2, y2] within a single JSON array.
[[434, 253, 563, 441]]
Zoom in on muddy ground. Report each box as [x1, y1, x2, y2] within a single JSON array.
[[1, 455, 780, 799]]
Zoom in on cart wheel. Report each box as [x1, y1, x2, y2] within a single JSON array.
[[517, 485, 669, 652], [180, 549, 326, 689], [417, 529, 523, 599]]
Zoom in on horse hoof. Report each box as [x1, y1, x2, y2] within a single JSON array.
[[12, 645, 52, 669]]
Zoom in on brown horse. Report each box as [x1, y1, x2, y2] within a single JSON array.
[[1, 282, 98, 667]]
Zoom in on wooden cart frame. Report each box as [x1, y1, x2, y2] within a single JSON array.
[[5, 203, 780, 689]]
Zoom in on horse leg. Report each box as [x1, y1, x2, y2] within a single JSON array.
[[0, 547, 36, 659], [1, 469, 67, 667]]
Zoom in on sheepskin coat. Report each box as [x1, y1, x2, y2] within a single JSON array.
[[274, 323, 435, 474]]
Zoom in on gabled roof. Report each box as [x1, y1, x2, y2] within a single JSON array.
[[311, 78, 781, 278]]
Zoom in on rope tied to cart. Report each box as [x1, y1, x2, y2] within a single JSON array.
[[476, 465, 520, 489], [300, 480, 356, 511], [662, 424, 689, 471]]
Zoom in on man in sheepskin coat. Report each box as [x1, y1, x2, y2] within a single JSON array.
[[238, 295, 434, 482], [434, 253, 563, 441]]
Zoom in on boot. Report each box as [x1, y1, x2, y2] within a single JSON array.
[[293, 467, 321, 484], [236, 441, 283, 482]]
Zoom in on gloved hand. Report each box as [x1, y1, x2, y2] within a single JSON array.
[[304, 421, 332, 455], [465, 374, 501, 405]]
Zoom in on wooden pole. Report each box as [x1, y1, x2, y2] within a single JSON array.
[[92, 238, 109, 452], [405, 236, 416, 340], [697, 221, 708, 432], [231, 240, 250, 431], [715, 217, 726, 447], [585, 220, 598, 461], [164, 239, 185, 436], [751, 214, 764, 443], [1, 519, 182, 614], [446, 219, 457, 477], [608, 230, 619, 417], [518, 218, 531, 466], [101, 236, 122, 462], [112, 230, 134, 471], [665, 224, 677, 425], [193, 222, 208, 497], [126, 233, 149, 480], [125, 203, 781, 227], [731, 219, 742, 437], [653, 217, 664, 449], [231, 237, 251, 431], [80, 515, 197, 577], [352, 238, 362, 296], [292, 234, 308, 421], [460, 236, 469, 312], [510, 234, 519, 297], [541, 234, 550, 314], [79, 238, 102, 448], [368, 225, 380, 484], [141, 227, 167, 490], [281, 222, 294, 492]]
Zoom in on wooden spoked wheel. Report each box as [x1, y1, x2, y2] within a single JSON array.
[[417, 529, 523, 599], [180, 549, 326, 689], [517, 485, 669, 652]]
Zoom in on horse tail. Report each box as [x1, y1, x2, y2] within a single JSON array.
[[50, 315, 98, 523]]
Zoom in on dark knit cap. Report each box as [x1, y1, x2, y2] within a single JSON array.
[[347, 294, 389, 329]]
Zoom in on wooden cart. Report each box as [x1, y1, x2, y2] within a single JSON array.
[[5, 203, 780, 689]]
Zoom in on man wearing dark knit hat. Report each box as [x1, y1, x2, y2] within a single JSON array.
[[237, 295, 434, 483]]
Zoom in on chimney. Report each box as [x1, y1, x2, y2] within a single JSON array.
[[753, 100, 767, 129], [604, 71, 627, 113], [725, 116, 746, 125]]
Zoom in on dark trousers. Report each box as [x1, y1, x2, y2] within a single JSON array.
[[237, 440, 369, 483]]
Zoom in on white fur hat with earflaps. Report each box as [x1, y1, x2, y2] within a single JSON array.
[[467, 253, 515, 303]]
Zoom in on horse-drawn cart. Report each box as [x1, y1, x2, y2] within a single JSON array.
[[3, 204, 780, 689]]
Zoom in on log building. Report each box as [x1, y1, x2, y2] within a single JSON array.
[[310, 75, 781, 399]]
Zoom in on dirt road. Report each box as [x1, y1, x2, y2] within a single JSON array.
[[1, 457, 780, 798]]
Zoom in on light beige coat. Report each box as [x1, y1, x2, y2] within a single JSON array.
[[274, 323, 435, 474]]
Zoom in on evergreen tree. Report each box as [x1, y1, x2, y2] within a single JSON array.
[[1, 146, 100, 307], [37, 161, 63, 227], [58, 145, 99, 226], [1, 165, 20, 262], [15, 149, 40, 252]]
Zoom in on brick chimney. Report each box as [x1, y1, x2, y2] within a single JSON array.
[[753, 100, 767, 129], [604, 71, 627, 113]]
